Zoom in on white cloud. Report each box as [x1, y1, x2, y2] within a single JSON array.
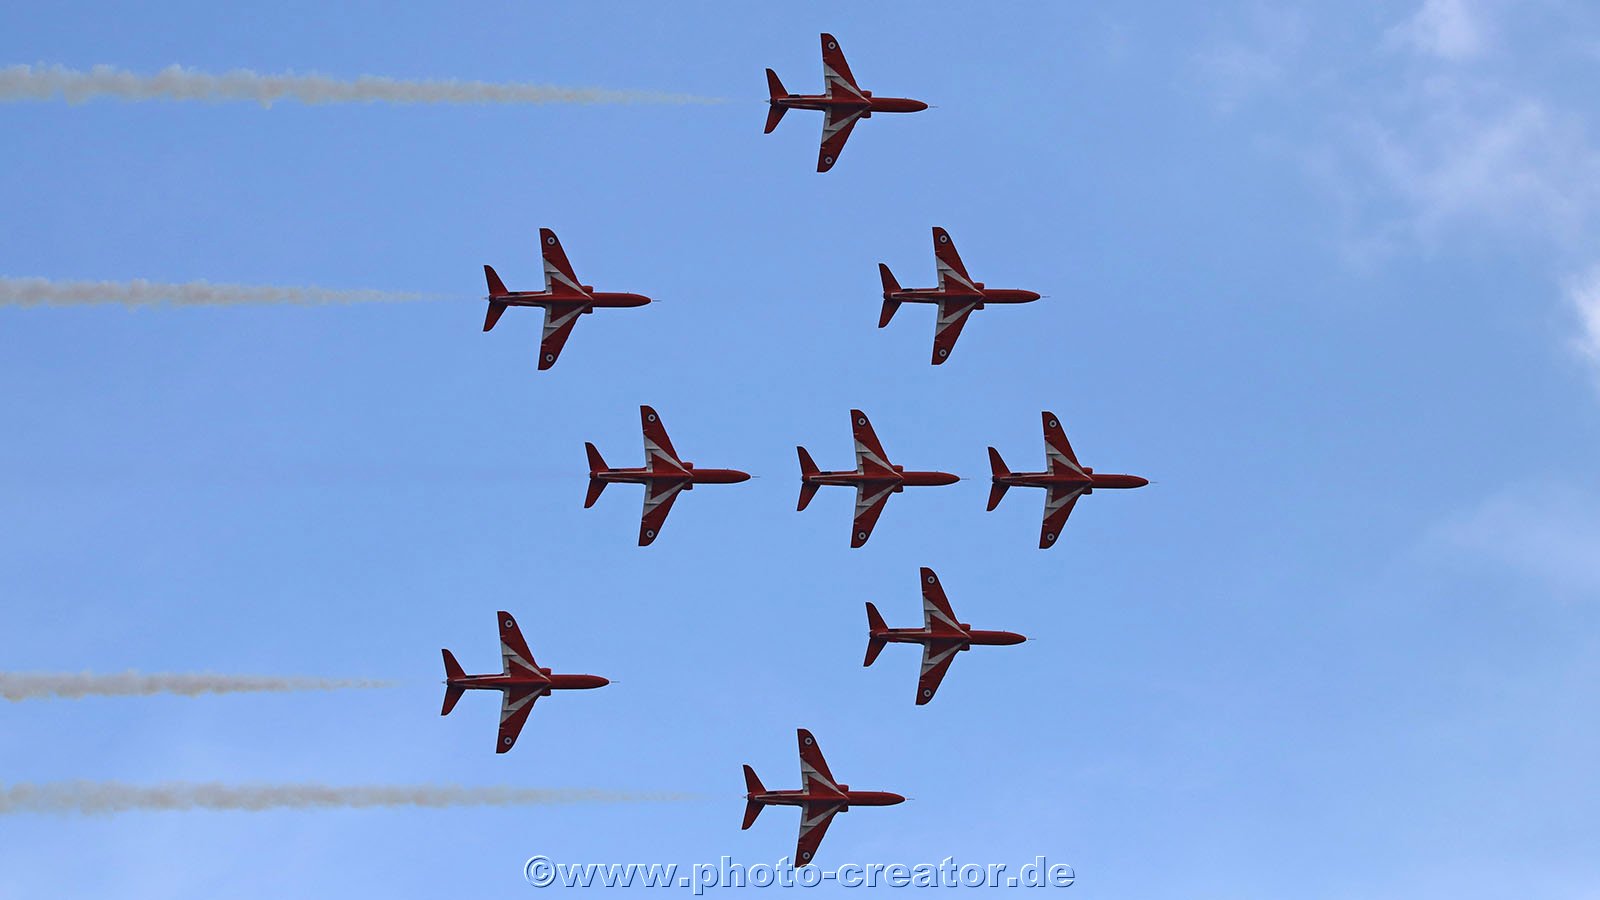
[[1430, 485, 1600, 596], [1387, 0, 1490, 60], [1565, 266, 1600, 365]]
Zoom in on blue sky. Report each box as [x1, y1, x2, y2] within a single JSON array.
[[3, 1, 1599, 896]]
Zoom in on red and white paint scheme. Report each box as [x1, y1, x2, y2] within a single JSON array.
[[742, 729, 905, 865], [865, 567, 1026, 705], [764, 33, 928, 172], [481, 228, 652, 370], [878, 227, 1042, 365], [439, 610, 609, 754], [586, 405, 751, 546], [988, 411, 1149, 549], [797, 409, 959, 548]]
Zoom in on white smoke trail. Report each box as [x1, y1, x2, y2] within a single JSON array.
[[0, 782, 693, 815], [0, 277, 429, 308], [1, 672, 391, 701], [0, 64, 720, 106]]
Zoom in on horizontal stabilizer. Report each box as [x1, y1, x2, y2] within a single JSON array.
[[584, 478, 606, 509], [484, 265, 509, 297], [864, 602, 889, 667], [585, 442, 608, 475], [483, 300, 509, 332], [440, 684, 465, 717], [742, 764, 766, 829]]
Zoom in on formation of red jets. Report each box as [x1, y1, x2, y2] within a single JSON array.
[[453, 34, 1148, 863]]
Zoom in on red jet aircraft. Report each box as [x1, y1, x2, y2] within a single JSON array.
[[586, 405, 750, 546], [440, 610, 609, 754], [865, 567, 1026, 705], [878, 227, 1042, 365], [482, 228, 651, 370], [764, 33, 928, 172], [988, 411, 1149, 548], [797, 409, 959, 548], [742, 728, 905, 865]]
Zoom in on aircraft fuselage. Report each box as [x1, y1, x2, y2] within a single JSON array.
[[494, 289, 651, 310], [446, 671, 609, 692], [774, 93, 927, 116], [886, 285, 1041, 306], [804, 467, 959, 491], [593, 463, 751, 487], [746, 787, 906, 810], [995, 469, 1149, 492], [876, 627, 1026, 649]]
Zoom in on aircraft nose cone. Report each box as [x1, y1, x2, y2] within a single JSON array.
[[1132, 476, 1150, 488], [729, 470, 752, 484], [885, 792, 907, 805], [1024, 290, 1042, 302], [909, 100, 929, 112], [591, 676, 611, 688]]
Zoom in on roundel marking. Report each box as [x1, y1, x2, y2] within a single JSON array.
[[545, 235, 556, 245], [645, 529, 656, 539], [856, 416, 866, 426], [926, 574, 936, 584], [938, 233, 949, 243], [1045, 532, 1056, 543], [544, 353, 555, 362], [646, 413, 657, 422], [504, 618, 514, 629], [803, 735, 814, 746], [503, 736, 513, 745], [802, 850, 813, 861], [937, 348, 949, 358], [826, 40, 837, 50], [1048, 418, 1059, 429], [856, 531, 867, 541], [823, 155, 834, 164], [922, 688, 932, 698]]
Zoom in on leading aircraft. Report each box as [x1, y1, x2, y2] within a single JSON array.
[[586, 405, 750, 546], [482, 228, 652, 370], [797, 409, 959, 548], [878, 227, 1042, 365], [440, 610, 609, 754], [865, 567, 1026, 705], [742, 728, 905, 865], [764, 33, 928, 172], [988, 411, 1149, 548]]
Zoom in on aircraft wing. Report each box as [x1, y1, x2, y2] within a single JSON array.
[[820, 33, 863, 100], [919, 568, 963, 634], [498, 610, 539, 676], [641, 406, 687, 473], [794, 801, 845, 865], [931, 299, 978, 365], [1040, 484, 1089, 549], [917, 642, 961, 705], [639, 478, 690, 546], [1042, 411, 1086, 476], [932, 227, 977, 292], [538, 303, 590, 371], [797, 728, 844, 795], [817, 106, 864, 173], [496, 685, 543, 753], [539, 228, 589, 298], [849, 409, 894, 474], [851, 482, 895, 548]]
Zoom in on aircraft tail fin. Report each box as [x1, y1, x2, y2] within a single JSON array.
[[584, 443, 609, 507], [796, 446, 821, 511], [585, 442, 608, 475], [741, 765, 766, 829], [764, 69, 788, 133], [864, 602, 890, 667], [482, 266, 511, 332], [987, 447, 1011, 510], [484, 265, 509, 297], [877, 264, 902, 327], [440, 649, 466, 716]]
